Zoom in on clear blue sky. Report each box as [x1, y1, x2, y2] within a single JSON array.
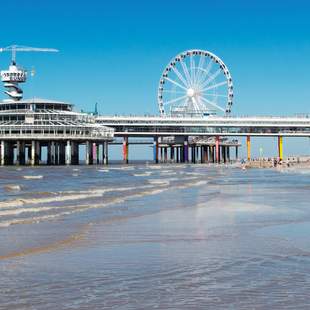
[[1, 0, 310, 116], [1, 0, 310, 157]]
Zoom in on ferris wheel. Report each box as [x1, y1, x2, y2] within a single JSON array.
[[158, 49, 233, 117]]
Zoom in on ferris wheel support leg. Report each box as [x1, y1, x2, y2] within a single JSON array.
[[215, 136, 220, 163], [246, 136, 251, 161]]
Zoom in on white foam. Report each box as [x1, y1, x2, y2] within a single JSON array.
[[23, 175, 43, 180], [133, 172, 152, 177], [148, 179, 170, 185], [4, 185, 21, 191]]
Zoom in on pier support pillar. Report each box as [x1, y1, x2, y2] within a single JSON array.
[[59, 143, 66, 165], [96, 143, 100, 164], [164, 147, 168, 163], [47, 142, 56, 165], [123, 137, 129, 164], [71, 142, 79, 165], [153, 137, 159, 164], [215, 136, 220, 163], [208, 146, 212, 163], [176, 147, 180, 163], [204, 146, 208, 163], [1, 141, 13, 165], [223, 146, 227, 163], [66, 141, 72, 165], [0, 141, 4, 166], [278, 136, 283, 161], [170, 146, 174, 162], [91, 143, 99, 165], [227, 147, 230, 163], [192, 146, 196, 164], [55, 142, 59, 165], [16, 141, 25, 165], [103, 141, 109, 165], [30, 141, 39, 166], [184, 139, 189, 163], [200, 146, 204, 163], [246, 136, 251, 161], [85, 141, 93, 165]]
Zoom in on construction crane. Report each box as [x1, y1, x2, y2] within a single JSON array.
[[0, 45, 59, 101], [0, 45, 58, 65]]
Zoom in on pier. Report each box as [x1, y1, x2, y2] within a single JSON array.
[[0, 46, 309, 166]]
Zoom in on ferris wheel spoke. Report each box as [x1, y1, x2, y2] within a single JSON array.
[[164, 77, 188, 91], [163, 95, 188, 106], [200, 80, 227, 92], [193, 97, 206, 112], [180, 60, 192, 87], [195, 55, 205, 85], [162, 89, 186, 94], [171, 65, 189, 88], [199, 96, 225, 112], [197, 59, 213, 86], [190, 55, 196, 85], [199, 68, 222, 90], [202, 93, 227, 98]]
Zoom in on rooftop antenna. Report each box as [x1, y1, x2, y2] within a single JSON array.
[[0, 45, 58, 101]]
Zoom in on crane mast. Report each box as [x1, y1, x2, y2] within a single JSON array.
[[0, 45, 58, 101]]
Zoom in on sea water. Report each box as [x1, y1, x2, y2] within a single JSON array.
[[0, 164, 309, 309]]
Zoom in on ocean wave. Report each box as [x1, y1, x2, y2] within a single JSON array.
[[0, 179, 208, 228], [0, 185, 154, 210]]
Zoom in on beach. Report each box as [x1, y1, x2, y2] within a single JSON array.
[[0, 164, 310, 309]]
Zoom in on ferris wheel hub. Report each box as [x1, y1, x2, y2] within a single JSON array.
[[187, 88, 195, 98]]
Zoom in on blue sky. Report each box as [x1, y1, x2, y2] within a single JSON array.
[[1, 0, 310, 157]]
